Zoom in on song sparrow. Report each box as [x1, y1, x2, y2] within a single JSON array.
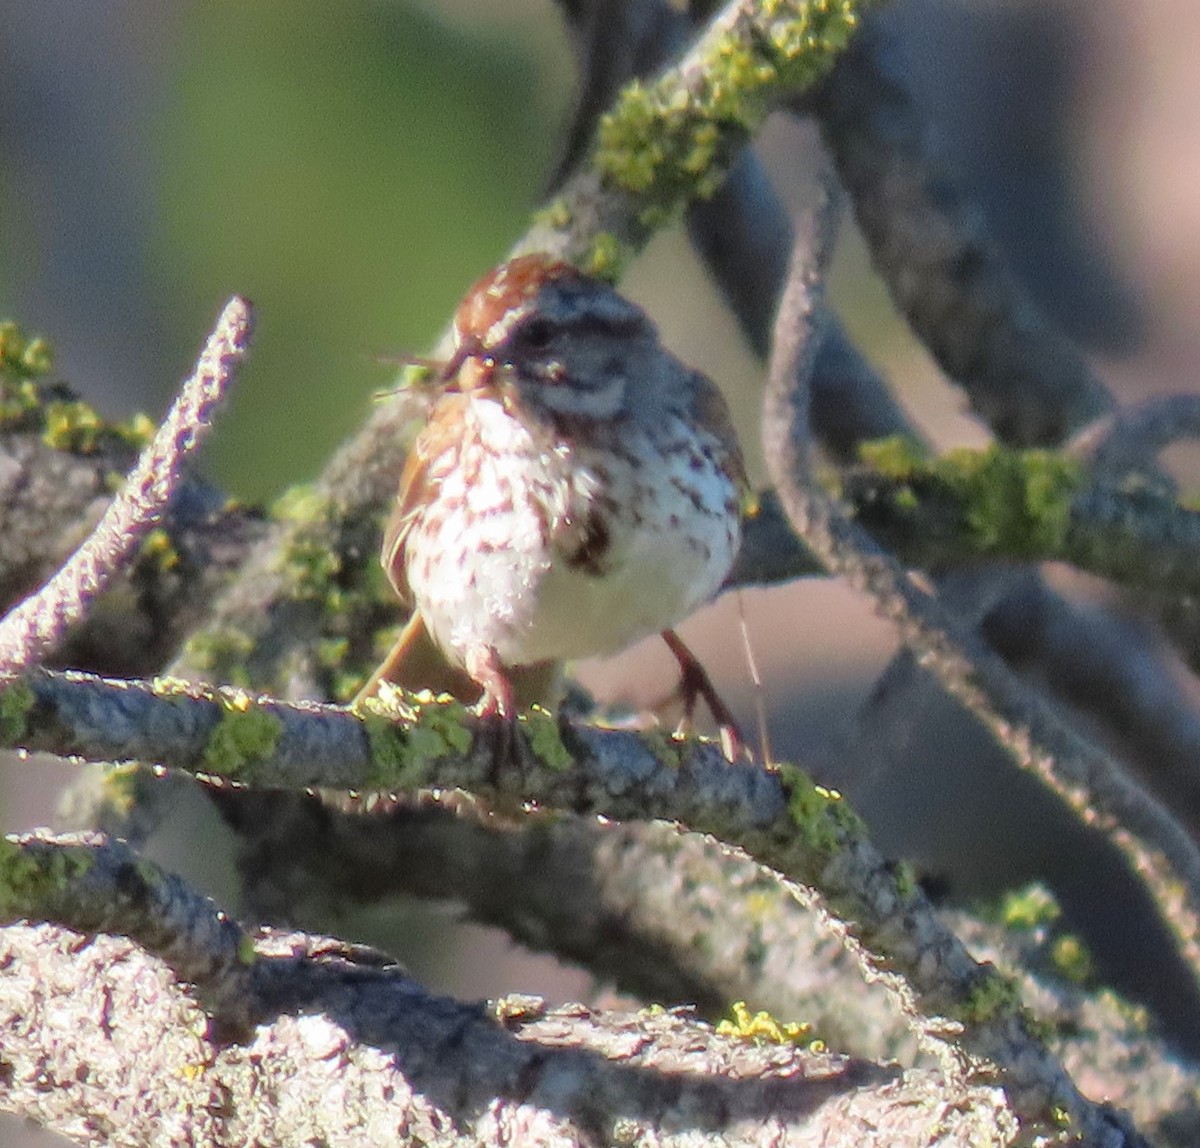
[[360, 253, 747, 753]]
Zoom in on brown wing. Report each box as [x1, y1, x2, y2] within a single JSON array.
[[380, 391, 471, 605], [689, 369, 750, 505]]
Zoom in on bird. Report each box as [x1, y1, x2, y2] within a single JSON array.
[[358, 253, 747, 755]]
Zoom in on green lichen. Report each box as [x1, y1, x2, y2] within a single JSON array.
[[583, 232, 625, 282], [595, 0, 870, 220], [181, 628, 255, 686], [891, 859, 918, 900], [0, 837, 93, 918], [139, 527, 181, 573], [271, 484, 342, 607], [0, 321, 54, 380], [405, 693, 473, 769], [134, 858, 164, 887], [0, 377, 44, 430], [97, 762, 143, 817], [201, 692, 283, 778], [42, 398, 105, 452], [0, 679, 36, 746], [0, 320, 153, 454], [520, 706, 572, 771], [939, 445, 1082, 559], [317, 637, 350, 670], [532, 198, 573, 231], [777, 763, 864, 854], [237, 933, 258, 966], [997, 882, 1061, 931], [858, 438, 1085, 560], [357, 686, 473, 788], [1049, 934, 1094, 984], [116, 412, 156, 450], [857, 434, 928, 480], [956, 968, 1023, 1024], [272, 482, 334, 530], [360, 711, 410, 782]]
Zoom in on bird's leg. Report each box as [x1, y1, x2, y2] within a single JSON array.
[[465, 644, 525, 778], [660, 629, 745, 762], [465, 644, 516, 720]]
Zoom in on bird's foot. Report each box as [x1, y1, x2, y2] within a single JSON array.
[[660, 629, 747, 762]]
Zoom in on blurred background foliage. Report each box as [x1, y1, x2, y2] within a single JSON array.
[[157, 0, 574, 497], [4, 0, 576, 499]]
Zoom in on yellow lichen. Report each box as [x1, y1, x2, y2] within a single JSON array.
[[717, 1001, 817, 1048]]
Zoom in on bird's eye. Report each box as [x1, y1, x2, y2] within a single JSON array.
[[519, 318, 555, 349]]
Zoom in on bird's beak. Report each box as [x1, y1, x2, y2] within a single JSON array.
[[442, 334, 495, 393]]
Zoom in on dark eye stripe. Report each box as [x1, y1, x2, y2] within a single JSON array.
[[518, 318, 555, 348]]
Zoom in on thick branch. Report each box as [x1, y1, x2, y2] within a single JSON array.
[[3, 669, 1141, 1142], [0, 855, 1019, 1148]]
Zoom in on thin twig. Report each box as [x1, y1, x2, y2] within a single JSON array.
[[1073, 393, 1200, 488], [0, 297, 252, 680]]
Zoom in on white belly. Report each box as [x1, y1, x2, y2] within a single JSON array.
[[407, 399, 739, 669]]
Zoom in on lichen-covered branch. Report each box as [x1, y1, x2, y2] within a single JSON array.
[[1, 668, 1143, 1142], [761, 194, 1200, 1059], [553, 0, 920, 459], [0, 297, 251, 680], [731, 441, 1200, 599], [0, 829, 256, 1032], [0, 861, 1022, 1148]]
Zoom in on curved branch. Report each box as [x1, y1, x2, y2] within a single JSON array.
[[2, 668, 1141, 1142], [809, 13, 1112, 445], [0, 847, 1021, 1148], [0, 829, 255, 1032], [760, 200, 1200, 1086], [0, 297, 252, 680], [1073, 394, 1200, 488]]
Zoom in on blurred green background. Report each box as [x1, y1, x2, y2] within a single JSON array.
[[159, 0, 577, 498], [3, 0, 577, 500]]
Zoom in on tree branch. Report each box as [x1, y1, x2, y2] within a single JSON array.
[[0, 834, 1027, 1148], [760, 187, 1200, 1068], [0, 298, 251, 680], [1, 668, 1145, 1142], [808, 12, 1112, 445]]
